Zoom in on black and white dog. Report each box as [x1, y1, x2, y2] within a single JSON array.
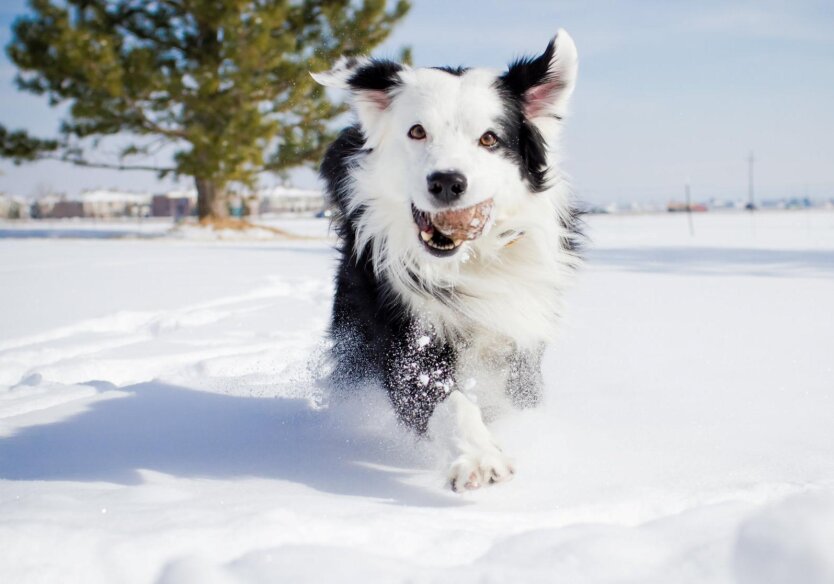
[[314, 30, 581, 492]]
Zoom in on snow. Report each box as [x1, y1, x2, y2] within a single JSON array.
[[1, 210, 833, 583], [0, 217, 173, 240]]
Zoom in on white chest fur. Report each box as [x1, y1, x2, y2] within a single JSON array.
[[382, 188, 578, 351]]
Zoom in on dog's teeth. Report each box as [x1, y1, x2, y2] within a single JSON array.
[[420, 231, 433, 242], [453, 239, 463, 247]]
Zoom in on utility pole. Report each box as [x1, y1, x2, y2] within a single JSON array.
[[747, 151, 755, 211], [685, 182, 694, 236]]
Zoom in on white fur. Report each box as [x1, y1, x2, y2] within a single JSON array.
[[428, 390, 515, 491]]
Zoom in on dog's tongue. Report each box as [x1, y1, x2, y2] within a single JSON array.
[[431, 198, 494, 241]]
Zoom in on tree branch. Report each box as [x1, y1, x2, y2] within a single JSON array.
[[39, 153, 175, 173]]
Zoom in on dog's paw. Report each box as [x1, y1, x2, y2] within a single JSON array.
[[448, 449, 515, 492]]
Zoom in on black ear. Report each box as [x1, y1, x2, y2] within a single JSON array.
[[345, 59, 403, 96], [312, 58, 404, 129], [501, 29, 578, 121]]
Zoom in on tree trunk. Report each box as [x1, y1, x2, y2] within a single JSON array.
[[195, 177, 229, 221]]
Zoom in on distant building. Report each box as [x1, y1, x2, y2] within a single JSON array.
[[258, 186, 324, 215], [707, 198, 747, 211], [50, 200, 85, 218], [668, 202, 707, 213], [0, 194, 30, 219], [81, 189, 152, 218], [759, 197, 814, 210], [29, 195, 65, 219], [151, 190, 196, 218], [28, 195, 84, 219]]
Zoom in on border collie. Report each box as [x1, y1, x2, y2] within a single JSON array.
[[314, 30, 581, 492]]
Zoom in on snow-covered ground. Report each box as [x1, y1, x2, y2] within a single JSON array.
[[1, 210, 833, 583]]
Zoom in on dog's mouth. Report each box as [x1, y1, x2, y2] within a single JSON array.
[[411, 199, 494, 257]]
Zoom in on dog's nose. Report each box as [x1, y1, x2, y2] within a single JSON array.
[[427, 171, 467, 204]]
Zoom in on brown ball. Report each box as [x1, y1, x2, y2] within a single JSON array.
[[431, 198, 494, 241]]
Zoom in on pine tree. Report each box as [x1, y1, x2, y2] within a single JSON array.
[[0, 0, 410, 220]]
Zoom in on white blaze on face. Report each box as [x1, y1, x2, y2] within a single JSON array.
[[347, 66, 539, 270], [316, 65, 508, 269], [369, 68, 522, 213]]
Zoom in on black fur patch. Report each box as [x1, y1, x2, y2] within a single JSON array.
[[494, 40, 564, 193], [560, 204, 587, 255], [431, 65, 469, 76], [320, 126, 457, 433], [319, 125, 368, 246], [493, 88, 550, 193], [501, 39, 566, 106], [347, 59, 403, 92]]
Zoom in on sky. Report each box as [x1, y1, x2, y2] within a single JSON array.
[[1, 0, 833, 204]]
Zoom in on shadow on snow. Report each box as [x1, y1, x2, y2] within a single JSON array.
[[0, 381, 461, 508], [0, 228, 162, 240], [590, 247, 834, 278]]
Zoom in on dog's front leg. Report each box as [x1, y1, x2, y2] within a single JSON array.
[[505, 343, 546, 409], [428, 390, 515, 492], [383, 333, 457, 435], [382, 331, 515, 491]]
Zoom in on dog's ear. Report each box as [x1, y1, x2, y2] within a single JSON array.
[[501, 29, 578, 122], [312, 57, 403, 129]]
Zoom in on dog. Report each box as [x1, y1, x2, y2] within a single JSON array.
[[313, 29, 581, 492]]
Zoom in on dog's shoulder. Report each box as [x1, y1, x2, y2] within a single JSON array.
[[320, 125, 368, 247], [320, 125, 366, 212]]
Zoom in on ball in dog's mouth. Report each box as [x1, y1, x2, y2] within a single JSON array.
[[411, 198, 494, 257]]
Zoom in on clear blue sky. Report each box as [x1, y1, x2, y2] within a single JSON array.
[[1, 0, 833, 204]]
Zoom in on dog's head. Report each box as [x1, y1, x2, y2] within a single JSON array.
[[314, 31, 577, 263]]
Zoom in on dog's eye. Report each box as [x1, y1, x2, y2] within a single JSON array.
[[408, 124, 427, 140], [479, 131, 498, 148]]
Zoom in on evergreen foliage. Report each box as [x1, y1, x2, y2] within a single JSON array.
[[0, 0, 410, 218]]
